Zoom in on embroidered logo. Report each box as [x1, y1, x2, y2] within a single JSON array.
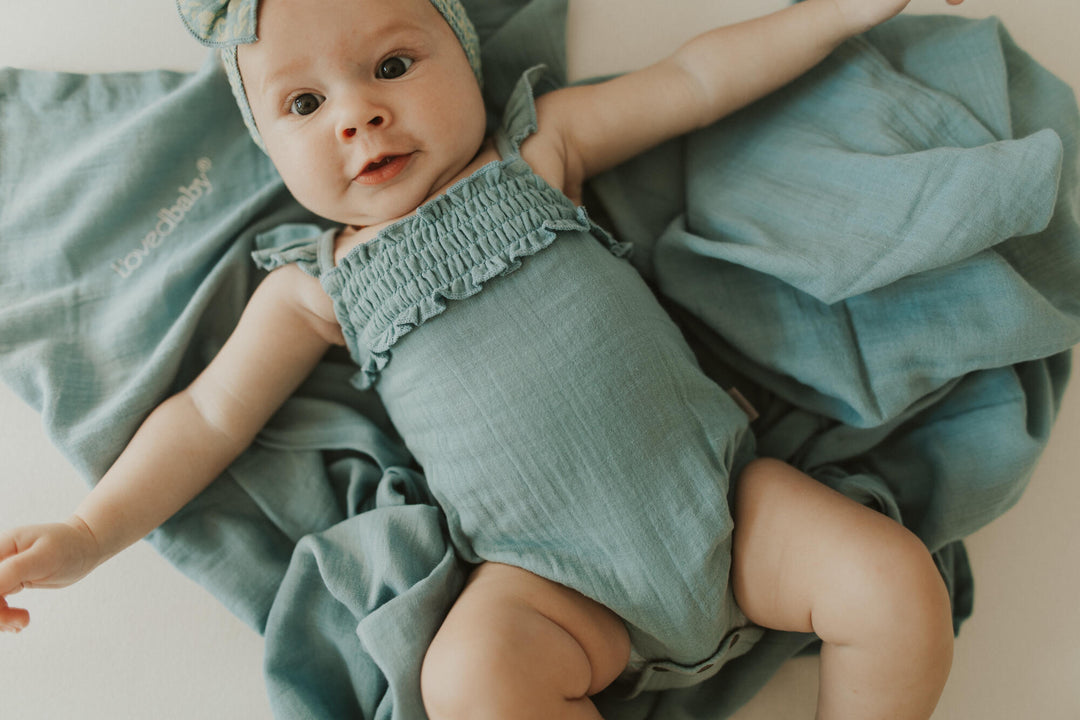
[[110, 158, 214, 278]]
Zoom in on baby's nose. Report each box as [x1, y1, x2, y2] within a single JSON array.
[[341, 115, 385, 140]]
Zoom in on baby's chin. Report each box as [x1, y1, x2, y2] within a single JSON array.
[[307, 189, 425, 230], [343, 204, 421, 229], [329, 200, 427, 231]]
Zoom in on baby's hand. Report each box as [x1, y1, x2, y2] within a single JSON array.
[[0, 517, 102, 632], [831, 0, 964, 35]]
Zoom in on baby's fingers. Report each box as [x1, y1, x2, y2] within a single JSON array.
[[0, 536, 31, 598], [0, 522, 101, 593], [0, 525, 65, 594], [0, 595, 29, 633], [0, 534, 32, 630]]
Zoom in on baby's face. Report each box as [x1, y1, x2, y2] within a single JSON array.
[[238, 0, 487, 227]]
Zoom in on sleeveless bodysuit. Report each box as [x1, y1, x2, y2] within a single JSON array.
[[254, 68, 761, 692]]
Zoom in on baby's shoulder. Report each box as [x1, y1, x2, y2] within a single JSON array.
[[519, 97, 580, 203], [258, 263, 345, 347]]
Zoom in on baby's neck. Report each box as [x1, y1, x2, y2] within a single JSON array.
[[337, 222, 386, 250]]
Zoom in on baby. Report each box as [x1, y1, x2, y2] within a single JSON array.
[[1, 0, 963, 717]]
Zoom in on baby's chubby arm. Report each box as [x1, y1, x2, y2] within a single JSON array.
[[0, 265, 341, 632], [534, 0, 963, 192]]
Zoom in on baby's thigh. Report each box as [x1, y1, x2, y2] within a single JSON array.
[[731, 458, 943, 639], [421, 563, 631, 704]]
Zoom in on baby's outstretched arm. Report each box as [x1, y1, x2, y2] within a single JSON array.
[[536, 0, 963, 192], [0, 265, 340, 631]]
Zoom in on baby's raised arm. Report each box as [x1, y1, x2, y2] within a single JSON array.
[[0, 265, 339, 631], [537, 0, 963, 191]]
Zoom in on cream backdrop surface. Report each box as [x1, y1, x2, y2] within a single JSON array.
[[1, 1, 1078, 718]]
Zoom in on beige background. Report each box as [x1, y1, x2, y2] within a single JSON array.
[[1, 1, 1078, 718]]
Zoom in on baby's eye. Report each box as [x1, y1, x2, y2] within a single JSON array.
[[376, 56, 414, 80], [290, 93, 325, 116]]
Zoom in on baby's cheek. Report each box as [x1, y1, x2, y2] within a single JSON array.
[[269, 152, 331, 213]]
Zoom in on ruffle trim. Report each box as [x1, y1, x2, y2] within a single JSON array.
[[321, 160, 629, 390], [351, 213, 627, 390], [251, 224, 332, 278], [495, 65, 544, 158]]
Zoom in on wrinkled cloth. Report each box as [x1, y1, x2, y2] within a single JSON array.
[[1, 4, 1078, 719]]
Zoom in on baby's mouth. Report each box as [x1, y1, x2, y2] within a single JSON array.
[[354, 153, 413, 185], [363, 156, 397, 173]]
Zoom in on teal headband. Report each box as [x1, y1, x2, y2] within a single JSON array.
[[177, 0, 483, 151]]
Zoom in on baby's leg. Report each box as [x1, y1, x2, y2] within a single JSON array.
[[421, 562, 631, 720], [733, 459, 954, 720]]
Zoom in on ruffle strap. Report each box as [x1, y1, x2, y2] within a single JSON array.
[[251, 224, 335, 278], [495, 65, 545, 158]]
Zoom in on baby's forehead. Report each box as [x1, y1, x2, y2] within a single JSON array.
[[217, 0, 482, 149], [258, 0, 439, 31], [242, 6, 437, 81], [251, 0, 482, 82]]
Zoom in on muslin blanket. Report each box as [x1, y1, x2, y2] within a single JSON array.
[[1, 2, 1077, 717]]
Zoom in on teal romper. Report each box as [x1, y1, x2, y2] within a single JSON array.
[[254, 69, 760, 691]]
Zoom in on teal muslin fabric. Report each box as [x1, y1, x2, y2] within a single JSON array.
[[1, 3, 1078, 718]]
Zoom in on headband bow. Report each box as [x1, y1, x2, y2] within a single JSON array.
[[177, 0, 259, 47], [177, 0, 483, 151]]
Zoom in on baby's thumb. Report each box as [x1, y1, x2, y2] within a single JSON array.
[[0, 550, 29, 597], [0, 530, 28, 594], [0, 594, 30, 633]]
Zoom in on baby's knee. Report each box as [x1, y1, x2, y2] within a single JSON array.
[[419, 607, 601, 720], [420, 564, 629, 719], [825, 524, 954, 665], [420, 625, 517, 720], [876, 529, 951, 628]]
